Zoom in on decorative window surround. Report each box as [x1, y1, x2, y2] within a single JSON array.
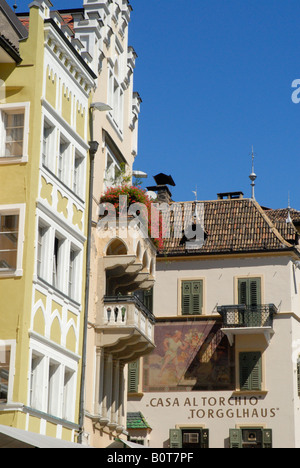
[[28, 332, 79, 422], [0, 204, 25, 277], [0, 102, 30, 164], [0, 340, 16, 403], [44, 21, 96, 98], [35, 210, 84, 302], [41, 99, 89, 154]]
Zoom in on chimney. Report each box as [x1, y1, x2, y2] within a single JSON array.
[[217, 191, 244, 200], [147, 173, 175, 204]]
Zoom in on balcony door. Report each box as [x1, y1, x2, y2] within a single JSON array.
[[238, 278, 261, 327]]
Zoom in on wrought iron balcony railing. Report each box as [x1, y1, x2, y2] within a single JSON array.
[[217, 304, 277, 329]]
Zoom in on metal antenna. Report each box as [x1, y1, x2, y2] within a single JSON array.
[[192, 185, 198, 202], [249, 146, 257, 199], [13, 2, 17, 11], [286, 192, 292, 224]]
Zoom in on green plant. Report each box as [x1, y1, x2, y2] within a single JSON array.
[[100, 185, 163, 249]]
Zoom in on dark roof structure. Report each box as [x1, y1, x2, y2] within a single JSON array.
[[0, 0, 28, 63]]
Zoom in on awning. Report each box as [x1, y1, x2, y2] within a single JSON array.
[[113, 437, 148, 448], [0, 424, 92, 448]]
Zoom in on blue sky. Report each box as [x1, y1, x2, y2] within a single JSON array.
[[9, 0, 300, 208]]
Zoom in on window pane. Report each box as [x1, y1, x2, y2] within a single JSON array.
[[4, 112, 24, 157], [48, 361, 60, 416], [63, 368, 74, 420], [0, 214, 19, 270], [0, 347, 10, 402]]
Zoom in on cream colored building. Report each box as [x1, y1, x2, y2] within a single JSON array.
[[63, 0, 156, 447], [0, 0, 95, 447], [128, 189, 300, 448]]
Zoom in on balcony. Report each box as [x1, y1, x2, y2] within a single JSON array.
[[97, 218, 156, 294], [217, 304, 277, 345], [95, 295, 156, 361]]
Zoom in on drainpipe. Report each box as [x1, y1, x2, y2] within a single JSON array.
[[78, 139, 99, 444]]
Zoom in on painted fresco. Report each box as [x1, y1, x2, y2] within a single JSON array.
[[143, 321, 235, 392]]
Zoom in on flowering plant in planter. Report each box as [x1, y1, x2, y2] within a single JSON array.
[[99, 185, 163, 250]]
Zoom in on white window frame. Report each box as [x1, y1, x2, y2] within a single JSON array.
[[28, 337, 78, 421], [57, 134, 70, 185], [73, 151, 85, 198], [36, 213, 83, 302], [68, 244, 80, 302], [62, 367, 75, 421], [42, 117, 56, 170], [52, 232, 66, 291], [37, 220, 51, 281], [0, 204, 25, 277], [107, 58, 124, 136], [104, 146, 122, 190], [47, 358, 61, 417], [0, 102, 30, 164], [0, 339, 16, 404], [30, 351, 45, 411]]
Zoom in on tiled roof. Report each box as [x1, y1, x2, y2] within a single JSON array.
[[127, 412, 151, 430], [158, 198, 300, 256], [264, 208, 300, 244], [18, 13, 75, 33]]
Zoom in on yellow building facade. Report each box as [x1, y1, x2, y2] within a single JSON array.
[[0, 0, 95, 446]]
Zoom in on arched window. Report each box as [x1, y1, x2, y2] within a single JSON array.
[[106, 238, 127, 256]]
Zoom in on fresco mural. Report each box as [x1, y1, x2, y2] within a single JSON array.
[[143, 321, 235, 392]]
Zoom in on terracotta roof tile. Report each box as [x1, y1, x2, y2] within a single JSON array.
[[158, 198, 299, 256]]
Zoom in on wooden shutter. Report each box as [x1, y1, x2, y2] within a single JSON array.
[[182, 281, 202, 315], [249, 278, 261, 306], [238, 278, 261, 306], [182, 281, 192, 315], [262, 429, 272, 448], [192, 281, 202, 315], [239, 352, 262, 391], [128, 360, 139, 393], [169, 429, 182, 448], [229, 429, 242, 448], [238, 279, 248, 305]]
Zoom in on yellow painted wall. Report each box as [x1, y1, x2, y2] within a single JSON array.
[[0, 2, 92, 443], [0, 4, 45, 407]]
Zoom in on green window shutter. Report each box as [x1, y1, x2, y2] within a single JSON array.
[[182, 281, 202, 315], [192, 281, 202, 315], [238, 278, 261, 307], [229, 429, 242, 448], [182, 281, 192, 315], [238, 279, 248, 305], [249, 278, 261, 306], [239, 352, 262, 391], [262, 429, 272, 448], [128, 360, 139, 393], [169, 429, 182, 448]]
